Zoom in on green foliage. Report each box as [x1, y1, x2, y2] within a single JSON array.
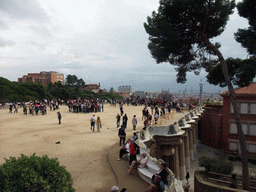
[[144, 0, 235, 83], [206, 57, 256, 87], [199, 156, 234, 175], [235, 0, 256, 56], [0, 153, 74, 192], [0, 76, 122, 102]]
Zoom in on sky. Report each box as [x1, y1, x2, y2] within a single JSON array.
[[0, 0, 250, 93]]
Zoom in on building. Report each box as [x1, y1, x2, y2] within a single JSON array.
[[118, 85, 133, 93], [201, 83, 256, 159], [18, 71, 64, 87], [84, 83, 100, 93], [115, 92, 130, 98]]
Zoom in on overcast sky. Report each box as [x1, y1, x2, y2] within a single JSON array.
[[0, 0, 250, 93]]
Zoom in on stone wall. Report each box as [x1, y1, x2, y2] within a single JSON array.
[[194, 170, 248, 192]]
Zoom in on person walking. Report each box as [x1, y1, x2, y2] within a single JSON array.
[[57, 111, 62, 124], [118, 125, 126, 146], [96, 116, 102, 133], [122, 114, 128, 129], [132, 115, 137, 130], [90, 114, 96, 132], [116, 113, 121, 128]]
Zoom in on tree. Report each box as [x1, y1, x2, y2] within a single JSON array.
[[0, 153, 74, 191], [144, 0, 249, 189], [235, 0, 256, 56], [206, 57, 256, 87], [66, 75, 78, 87], [109, 87, 114, 93]]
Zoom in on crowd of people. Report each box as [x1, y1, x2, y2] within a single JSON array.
[[67, 99, 104, 113]]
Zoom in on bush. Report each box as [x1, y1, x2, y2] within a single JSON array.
[[0, 154, 75, 192], [198, 156, 234, 175]]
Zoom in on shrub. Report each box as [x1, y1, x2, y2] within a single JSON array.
[[198, 156, 234, 175], [0, 153, 75, 192]]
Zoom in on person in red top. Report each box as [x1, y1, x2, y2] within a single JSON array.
[[129, 139, 139, 166]]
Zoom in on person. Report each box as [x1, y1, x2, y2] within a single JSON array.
[[122, 114, 128, 129], [230, 173, 237, 189], [152, 163, 168, 185], [186, 171, 190, 184], [90, 114, 96, 132], [151, 175, 165, 192], [129, 138, 139, 166], [109, 185, 119, 192], [127, 153, 148, 175], [132, 132, 138, 142], [57, 111, 61, 124], [9, 104, 13, 113], [117, 139, 131, 160], [116, 113, 121, 128], [145, 184, 158, 192], [96, 116, 102, 132], [154, 112, 159, 124], [118, 125, 126, 146], [132, 115, 137, 130], [120, 105, 124, 116]]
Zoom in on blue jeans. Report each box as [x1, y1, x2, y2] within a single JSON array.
[[91, 122, 95, 131]]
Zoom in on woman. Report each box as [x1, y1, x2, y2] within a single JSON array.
[[96, 116, 102, 132], [127, 153, 148, 175]]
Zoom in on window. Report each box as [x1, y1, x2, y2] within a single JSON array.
[[240, 103, 248, 114], [250, 103, 256, 114], [248, 144, 256, 153], [242, 123, 248, 135], [57, 76, 59, 78], [249, 124, 256, 136], [230, 103, 234, 113], [230, 123, 237, 134], [229, 141, 238, 151]]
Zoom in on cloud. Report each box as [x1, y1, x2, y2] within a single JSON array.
[[0, 0, 48, 21], [0, 37, 15, 47]]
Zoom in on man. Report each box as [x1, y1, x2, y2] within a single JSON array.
[[132, 115, 137, 130], [120, 105, 124, 116], [152, 163, 168, 185], [117, 139, 131, 161], [116, 113, 121, 128], [122, 114, 128, 129], [118, 125, 126, 146], [90, 114, 96, 132], [128, 138, 139, 166]]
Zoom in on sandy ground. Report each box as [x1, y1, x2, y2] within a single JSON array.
[[0, 104, 164, 191]]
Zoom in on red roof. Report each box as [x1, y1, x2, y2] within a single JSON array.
[[220, 82, 256, 96]]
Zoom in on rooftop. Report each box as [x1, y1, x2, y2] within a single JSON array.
[[220, 82, 256, 97]]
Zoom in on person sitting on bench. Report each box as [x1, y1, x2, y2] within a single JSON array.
[[127, 153, 148, 175]]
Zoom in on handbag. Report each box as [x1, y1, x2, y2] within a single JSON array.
[[136, 147, 140, 154]]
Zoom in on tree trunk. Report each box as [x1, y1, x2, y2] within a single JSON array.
[[203, 36, 250, 190]]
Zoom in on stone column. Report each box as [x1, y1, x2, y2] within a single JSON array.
[[179, 139, 186, 180], [189, 130, 194, 161], [184, 133, 190, 169], [192, 124, 197, 158], [174, 145, 180, 180]]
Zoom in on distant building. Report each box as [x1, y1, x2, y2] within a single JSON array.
[[201, 82, 256, 159], [84, 83, 100, 93], [18, 71, 64, 87], [115, 92, 131, 98], [133, 91, 146, 98], [118, 85, 133, 93]]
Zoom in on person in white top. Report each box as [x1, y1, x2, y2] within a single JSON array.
[[132, 115, 138, 130], [90, 114, 96, 132], [127, 153, 148, 175]]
